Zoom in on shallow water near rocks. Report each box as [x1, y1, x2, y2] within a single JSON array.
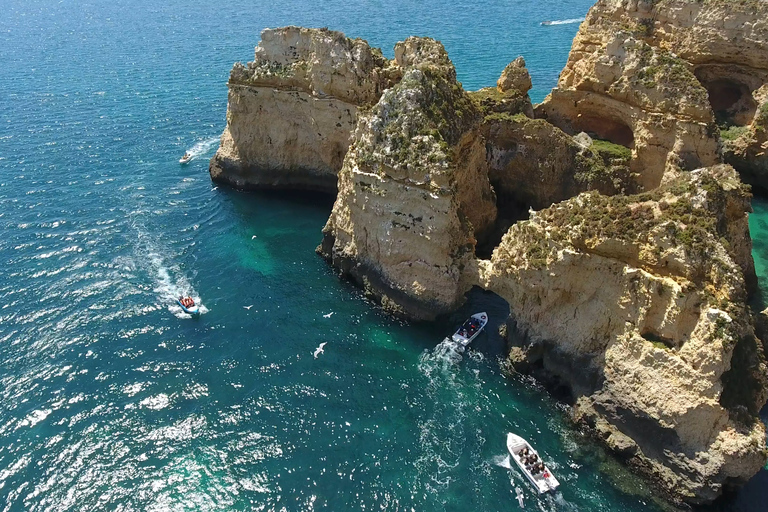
[[1, 0, 766, 510]]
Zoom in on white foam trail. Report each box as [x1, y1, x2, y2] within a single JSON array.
[[422, 337, 465, 369], [149, 252, 207, 318], [493, 453, 512, 470], [181, 137, 220, 162], [544, 17, 584, 25]]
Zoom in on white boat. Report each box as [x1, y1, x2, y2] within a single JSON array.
[[451, 312, 488, 346], [177, 297, 199, 315], [179, 152, 192, 164], [507, 432, 560, 494]]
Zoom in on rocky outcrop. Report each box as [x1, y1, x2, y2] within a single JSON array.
[[211, 20, 768, 506], [723, 86, 768, 192], [536, 0, 768, 191], [210, 27, 400, 192], [467, 57, 534, 119], [319, 40, 496, 320], [536, 25, 718, 190], [480, 114, 635, 214], [479, 165, 767, 505]]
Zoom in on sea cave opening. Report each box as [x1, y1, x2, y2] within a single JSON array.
[[572, 114, 635, 149], [694, 69, 757, 127], [475, 189, 531, 260]]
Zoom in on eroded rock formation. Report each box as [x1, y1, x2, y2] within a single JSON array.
[[211, 18, 768, 506], [210, 27, 400, 191], [536, 0, 768, 191], [478, 165, 766, 504], [319, 40, 496, 320], [723, 86, 768, 191]]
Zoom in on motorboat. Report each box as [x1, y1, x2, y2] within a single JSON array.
[[541, 20, 553, 25], [179, 152, 192, 164], [506, 432, 560, 494], [177, 296, 199, 315], [451, 312, 488, 346]]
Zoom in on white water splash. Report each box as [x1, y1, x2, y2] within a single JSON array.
[[492, 453, 512, 470], [421, 337, 465, 369], [180, 137, 219, 163], [149, 253, 208, 318], [542, 17, 584, 25]]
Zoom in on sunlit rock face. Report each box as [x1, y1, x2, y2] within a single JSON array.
[[320, 39, 496, 320], [210, 26, 400, 192], [536, 0, 768, 192], [478, 165, 766, 505]]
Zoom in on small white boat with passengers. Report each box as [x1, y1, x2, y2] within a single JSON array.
[[451, 312, 488, 347], [177, 296, 199, 315], [507, 432, 560, 494], [179, 152, 192, 164]]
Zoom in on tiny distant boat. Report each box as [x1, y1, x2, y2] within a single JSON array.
[[177, 296, 199, 315], [179, 152, 192, 164], [541, 20, 553, 25], [451, 312, 488, 346], [507, 433, 560, 494]]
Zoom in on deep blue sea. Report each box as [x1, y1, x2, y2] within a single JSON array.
[[1, 0, 767, 510]]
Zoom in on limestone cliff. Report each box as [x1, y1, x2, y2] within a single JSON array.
[[723, 86, 768, 192], [319, 40, 496, 320], [536, 0, 768, 191], [210, 19, 768, 506], [479, 165, 767, 504], [210, 27, 399, 191]]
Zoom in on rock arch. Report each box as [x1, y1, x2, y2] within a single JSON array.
[[694, 65, 763, 126]]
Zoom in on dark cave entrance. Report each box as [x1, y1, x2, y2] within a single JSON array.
[[572, 114, 635, 149], [475, 190, 530, 260], [694, 70, 757, 127]]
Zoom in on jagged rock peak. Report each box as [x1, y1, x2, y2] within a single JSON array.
[[497, 56, 532, 94], [394, 36, 453, 71], [320, 54, 496, 320], [229, 26, 396, 106]]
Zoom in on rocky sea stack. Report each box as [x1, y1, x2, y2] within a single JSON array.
[[211, 1, 768, 504]]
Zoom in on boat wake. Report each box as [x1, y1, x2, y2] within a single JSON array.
[[181, 136, 219, 163], [542, 17, 584, 25], [424, 337, 466, 367], [149, 253, 207, 318]]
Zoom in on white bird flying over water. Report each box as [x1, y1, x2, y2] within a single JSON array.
[[243, 305, 253, 310], [323, 312, 334, 318], [251, 235, 257, 239], [314, 342, 327, 358]]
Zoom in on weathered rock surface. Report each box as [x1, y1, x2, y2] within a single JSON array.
[[468, 56, 534, 120], [210, 18, 768, 506], [480, 114, 635, 214], [536, 0, 768, 191], [723, 86, 768, 192], [319, 41, 496, 320], [479, 165, 767, 505], [210, 27, 399, 191]]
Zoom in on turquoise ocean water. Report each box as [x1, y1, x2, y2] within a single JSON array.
[[1, 0, 766, 510]]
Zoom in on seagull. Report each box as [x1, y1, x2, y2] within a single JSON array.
[[313, 342, 327, 359], [211, 186, 218, 191], [243, 305, 253, 310], [323, 312, 334, 318], [251, 235, 257, 239]]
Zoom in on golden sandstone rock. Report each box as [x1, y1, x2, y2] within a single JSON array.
[[211, 8, 768, 502]]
